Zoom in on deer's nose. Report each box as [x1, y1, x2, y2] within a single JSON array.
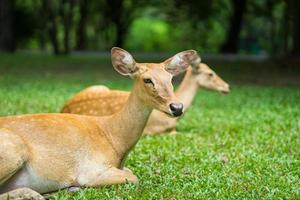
[[169, 103, 183, 117]]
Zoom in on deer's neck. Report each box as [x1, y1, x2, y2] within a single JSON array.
[[101, 82, 152, 160], [175, 68, 199, 109]]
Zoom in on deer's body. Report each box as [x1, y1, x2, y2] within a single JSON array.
[[0, 86, 147, 194], [61, 63, 230, 135], [0, 48, 198, 198], [0, 114, 119, 193]]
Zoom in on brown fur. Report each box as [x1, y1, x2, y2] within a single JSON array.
[[61, 62, 230, 134]]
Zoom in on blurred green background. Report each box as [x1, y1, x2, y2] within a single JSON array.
[[1, 0, 300, 56]]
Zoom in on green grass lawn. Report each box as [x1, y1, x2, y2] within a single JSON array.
[[0, 53, 299, 199]]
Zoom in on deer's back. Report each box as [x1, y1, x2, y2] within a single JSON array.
[[61, 86, 129, 116]]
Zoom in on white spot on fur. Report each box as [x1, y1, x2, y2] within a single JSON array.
[[122, 53, 134, 65], [170, 55, 182, 67], [0, 165, 69, 194]]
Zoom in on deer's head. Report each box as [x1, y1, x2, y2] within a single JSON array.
[[111, 47, 197, 117], [192, 61, 230, 94]]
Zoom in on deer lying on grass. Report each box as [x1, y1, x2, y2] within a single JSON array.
[[61, 58, 230, 135], [0, 47, 197, 199]]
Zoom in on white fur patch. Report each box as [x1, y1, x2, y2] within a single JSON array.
[[122, 53, 134, 65], [0, 165, 69, 194], [170, 54, 183, 67], [74, 149, 109, 186]]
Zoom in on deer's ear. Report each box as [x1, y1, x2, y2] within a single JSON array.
[[191, 54, 201, 68], [191, 54, 202, 73], [111, 47, 137, 77], [164, 50, 198, 76]]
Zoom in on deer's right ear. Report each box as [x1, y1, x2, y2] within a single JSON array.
[[111, 47, 137, 77], [163, 50, 198, 76]]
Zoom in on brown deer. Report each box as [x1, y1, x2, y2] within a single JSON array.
[[61, 58, 230, 135], [0, 47, 197, 199]]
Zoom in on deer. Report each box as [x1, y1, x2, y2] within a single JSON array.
[[0, 47, 197, 199], [61, 56, 230, 135]]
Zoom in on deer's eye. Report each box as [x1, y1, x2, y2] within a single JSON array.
[[208, 73, 214, 77], [143, 78, 153, 85]]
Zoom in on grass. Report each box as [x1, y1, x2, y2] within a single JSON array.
[[0, 53, 299, 199]]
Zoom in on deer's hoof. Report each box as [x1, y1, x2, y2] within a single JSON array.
[[127, 174, 139, 184], [67, 186, 81, 193]]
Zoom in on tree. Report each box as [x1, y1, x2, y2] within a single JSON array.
[[104, 0, 147, 47], [0, 0, 15, 52], [76, 0, 88, 50], [41, 0, 75, 55], [289, 0, 300, 55], [162, 0, 216, 51], [61, 0, 75, 54], [104, 0, 128, 47], [43, 0, 60, 54], [220, 0, 247, 53]]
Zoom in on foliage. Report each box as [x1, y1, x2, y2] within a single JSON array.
[[125, 17, 172, 52], [2, 0, 294, 54], [241, 0, 290, 55]]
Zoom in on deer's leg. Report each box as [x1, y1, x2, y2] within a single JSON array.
[[84, 167, 138, 187], [0, 188, 44, 200], [122, 167, 133, 174], [0, 131, 43, 199], [169, 128, 177, 135], [0, 154, 24, 186], [0, 130, 28, 186], [0, 134, 44, 200]]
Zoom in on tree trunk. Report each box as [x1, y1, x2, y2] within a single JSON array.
[[106, 0, 127, 47], [220, 0, 247, 53], [267, 0, 276, 54], [38, 0, 48, 51], [115, 20, 126, 47], [290, 0, 300, 55], [282, 3, 290, 54], [76, 0, 88, 50], [48, 13, 60, 54], [0, 0, 15, 52], [44, 0, 60, 55], [62, 0, 75, 54]]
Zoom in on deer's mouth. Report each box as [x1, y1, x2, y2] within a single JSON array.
[[171, 110, 183, 117], [163, 110, 183, 118], [218, 86, 230, 95], [220, 90, 230, 94], [164, 111, 181, 117]]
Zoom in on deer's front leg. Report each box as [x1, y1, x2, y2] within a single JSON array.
[[66, 167, 135, 194], [122, 167, 133, 174], [169, 128, 177, 135], [82, 167, 138, 187]]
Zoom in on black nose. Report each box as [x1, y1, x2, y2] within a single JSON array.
[[169, 103, 183, 117]]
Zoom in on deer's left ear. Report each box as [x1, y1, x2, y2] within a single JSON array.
[[163, 50, 198, 76]]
